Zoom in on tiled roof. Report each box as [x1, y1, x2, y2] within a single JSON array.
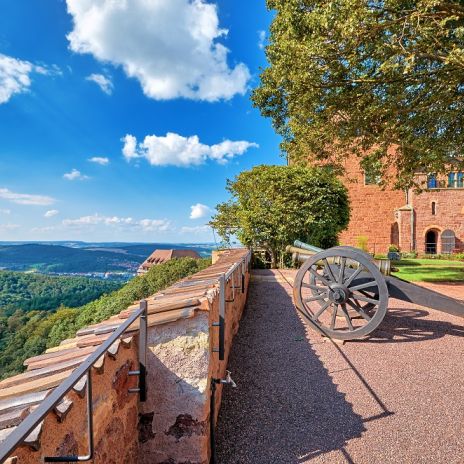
[[0, 248, 249, 450], [138, 249, 202, 273]]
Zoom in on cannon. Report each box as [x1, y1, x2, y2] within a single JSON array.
[[291, 241, 464, 340]]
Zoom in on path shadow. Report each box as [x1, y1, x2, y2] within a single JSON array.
[[216, 279, 374, 464], [359, 307, 464, 344]]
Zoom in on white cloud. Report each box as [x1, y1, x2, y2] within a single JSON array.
[[44, 209, 59, 218], [181, 225, 211, 234], [86, 73, 113, 94], [0, 223, 20, 232], [63, 169, 89, 181], [258, 30, 266, 50], [63, 214, 171, 232], [65, 0, 250, 101], [121, 135, 138, 160], [31, 226, 56, 233], [0, 53, 60, 104], [88, 156, 109, 165], [190, 203, 211, 220], [0, 188, 55, 206], [122, 132, 258, 167], [0, 209, 11, 215]]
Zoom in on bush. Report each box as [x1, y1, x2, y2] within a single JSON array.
[[388, 244, 400, 252], [401, 251, 418, 259], [210, 165, 349, 268]]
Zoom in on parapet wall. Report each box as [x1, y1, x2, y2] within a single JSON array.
[[0, 248, 250, 464]]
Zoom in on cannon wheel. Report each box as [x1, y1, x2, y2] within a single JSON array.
[[293, 247, 388, 340], [309, 246, 379, 312]]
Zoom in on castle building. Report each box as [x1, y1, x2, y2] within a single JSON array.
[[337, 155, 464, 255], [137, 249, 201, 275]]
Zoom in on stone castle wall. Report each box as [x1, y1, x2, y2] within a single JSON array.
[[337, 155, 406, 253], [335, 156, 464, 254], [1, 249, 250, 464]]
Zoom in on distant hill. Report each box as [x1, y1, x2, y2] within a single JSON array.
[[0, 242, 215, 273], [0, 271, 121, 314], [0, 244, 142, 273]]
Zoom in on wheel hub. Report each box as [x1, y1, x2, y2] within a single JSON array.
[[328, 284, 349, 304]]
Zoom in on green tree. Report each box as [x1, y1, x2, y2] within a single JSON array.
[[209, 165, 349, 268], [253, 1, 464, 188]]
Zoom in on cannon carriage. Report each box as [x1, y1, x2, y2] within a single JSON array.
[[291, 241, 464, 340]]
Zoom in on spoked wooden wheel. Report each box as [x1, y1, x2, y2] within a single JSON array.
[[293, 247, 388, 340]]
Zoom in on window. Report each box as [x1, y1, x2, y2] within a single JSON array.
[[448, 172, 456, 188], [427, 174, 437, 189], [458, 172, 464, 188], [431, 202, 436, 215]]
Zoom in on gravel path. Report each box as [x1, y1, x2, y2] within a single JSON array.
[[216, 270, 464, 464]]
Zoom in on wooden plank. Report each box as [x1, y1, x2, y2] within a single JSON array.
[[26, 346, 95, 371], [24, 346, 85, 366], [153, 289, 207, 301], [162, 284, 212, 295], [126, 307, 197, 332], [76, 333, 111, 349], [119, 298, 201, 319], [0, 426, 15, 444], [0, 356, 89, 389], [0, 406, 30, 429], [0, 370, 74, 400], [0, 391, 50, 415], [173, 279, 217, 288]]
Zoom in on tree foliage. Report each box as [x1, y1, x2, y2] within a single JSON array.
[[0, 271, 121, 315], [0, 258, 211, 379], [210, 165, 349, 267], [253, 0, 464, 188]]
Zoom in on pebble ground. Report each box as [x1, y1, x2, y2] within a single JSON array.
[[216, 270, 464, 464]]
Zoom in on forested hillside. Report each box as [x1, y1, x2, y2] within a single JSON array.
[[0, 271, 121, 314], [0, 244, 143, 272], [0, 257, 211, 379]]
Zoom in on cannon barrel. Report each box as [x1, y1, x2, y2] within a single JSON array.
[[294, 240, 323, 253], [286, 245, 317, 256], [291, 248, 391, 276]]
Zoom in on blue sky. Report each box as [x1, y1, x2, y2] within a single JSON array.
[[0, 0, 282, 243]]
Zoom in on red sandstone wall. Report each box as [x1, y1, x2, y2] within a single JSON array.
[[410, 175, 464, 254], [13, 341, 139, 464], [337, 155, 406, 254]]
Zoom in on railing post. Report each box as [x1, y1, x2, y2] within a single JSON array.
[[139, 299, 148, 402], [129, 300, 148, 402], [212, 275, 225, 361]]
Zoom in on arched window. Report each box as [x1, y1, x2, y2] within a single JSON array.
[[431, 202, 436, 215], [441, 230, 456, 254], [448, 172, 456, 188], [425, 230, 438, 254]]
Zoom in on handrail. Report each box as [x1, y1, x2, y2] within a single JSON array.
[[212, 251, 251, 361], [0, 300, 148, 463]]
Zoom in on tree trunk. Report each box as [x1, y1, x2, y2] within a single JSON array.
[[269, 248, 278, 269]]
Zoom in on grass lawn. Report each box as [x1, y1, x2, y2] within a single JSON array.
[[391, 258, 464, 282]]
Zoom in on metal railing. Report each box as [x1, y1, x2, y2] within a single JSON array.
[[0, 300, 148, 463], [212, 252, 251, 361], [210, 251, 251, 464]]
